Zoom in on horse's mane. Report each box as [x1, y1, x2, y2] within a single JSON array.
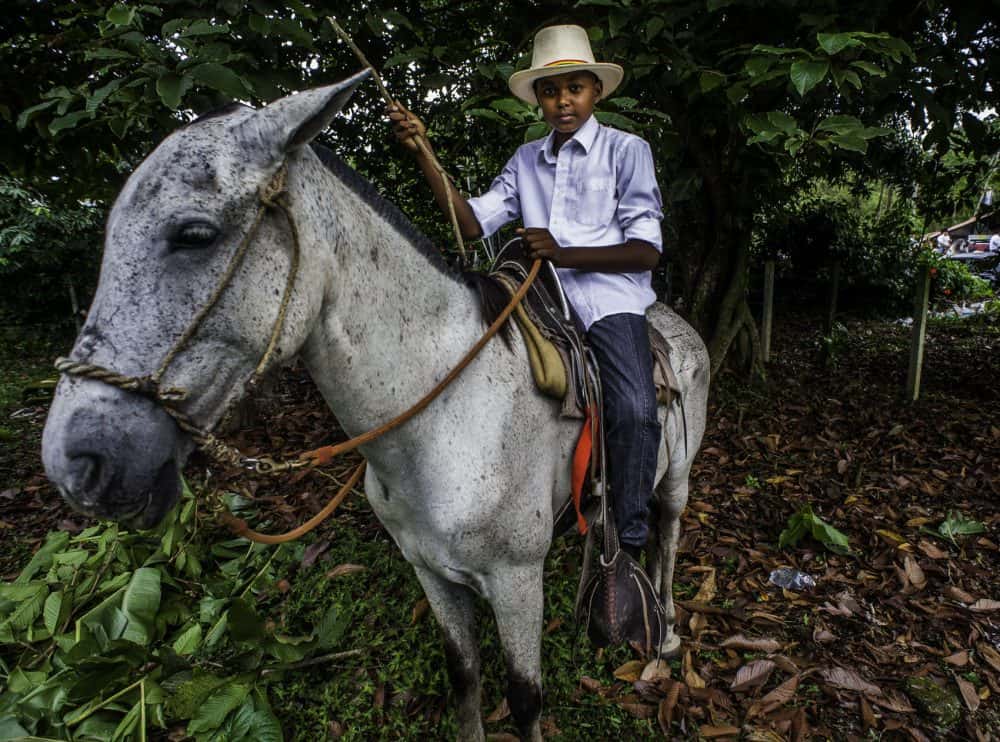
[[184, 105, 511, 340]]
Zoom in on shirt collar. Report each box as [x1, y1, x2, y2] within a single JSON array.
[[541, 114, 600, 164]]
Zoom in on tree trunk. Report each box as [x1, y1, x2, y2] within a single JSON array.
[[672, 161, 764, 379]]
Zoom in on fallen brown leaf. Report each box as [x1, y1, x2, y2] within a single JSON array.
[[658, 682, 681, 735], [955, 675, 980, 712], [640, 659, 671, 682], [613, 660, 646, 683], [819, 667, 882, 696], [326, 563, 366, 579], [619, 701, 656, 719], [903, 556, 926, 590], [410, 597, 429, 624], [860, 695, 876, 730], [969, 598, 1000, 612], [579, 676, 602, 693], [943, 650, 969, 667], [731, 659, 776, 693], [686, 668, 706, 689], [700, 724, 740, 738], [485, 698, 510, 723], [944, 585, 976, 603], [918, 540, 948, 559], [870, 688, 915, 713], [977, 642, 1000, 673], [720, 633, 782, 653], [747, 674, 799, 719], [694, 568, 717, 603]]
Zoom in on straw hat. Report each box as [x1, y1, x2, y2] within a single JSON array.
[[508, 25, 624, 105]]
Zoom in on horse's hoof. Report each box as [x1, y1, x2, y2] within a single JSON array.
[[658, 633, 683, 659]]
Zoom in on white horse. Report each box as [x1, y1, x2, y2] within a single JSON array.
[[42, 71, 709, 741]]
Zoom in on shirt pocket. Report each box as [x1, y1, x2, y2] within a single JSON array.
[[573, 177, 617, 228]]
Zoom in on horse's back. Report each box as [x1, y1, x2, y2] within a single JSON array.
[[647, 302, 710, 394]]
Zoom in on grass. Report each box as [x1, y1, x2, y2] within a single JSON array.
[[264, 522, 658, 739]]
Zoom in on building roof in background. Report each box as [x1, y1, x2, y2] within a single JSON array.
[[923, 209, 997, 242]]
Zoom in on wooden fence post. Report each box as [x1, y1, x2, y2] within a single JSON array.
[[905, 265, 931, 401], [761, 260, 775, 363]]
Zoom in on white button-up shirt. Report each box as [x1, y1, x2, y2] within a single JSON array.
[[468, 114, 663, 330]]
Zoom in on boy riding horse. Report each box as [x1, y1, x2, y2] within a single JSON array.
[[388, 24, 664, 567]]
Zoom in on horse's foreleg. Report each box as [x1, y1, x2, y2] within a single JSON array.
[[654, 472, 689, 658], [489, 563, 544, 742], [413, 566, 484, 742]]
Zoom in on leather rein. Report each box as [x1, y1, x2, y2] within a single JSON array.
[[56, 161, 540, 544]]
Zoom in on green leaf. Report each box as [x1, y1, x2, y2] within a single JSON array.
[[523, 122, 548, 142], [106, 5, 135, 26], [84, 47, 134, 61], [939, 511, 985, 541], [780, 505, 851, 554], [490, 98, 531, 117], [817, 32, 860, 55], [43, 590, 63, 634], [15, 99, 58, 130], [121, 567, 161, 645], [0, 717, 30, 739], [744, 56, 775, 78], [48, 110, 92, 135], [228, 598, 265, 642], [187, 677, 253, 734], [190, 62, 248, 99], [790, 60, 829, 96], [172, 623, 202, 655], [165, 672, 230, 719], [1, 583, 47, 631], [181, 19, 230, 36], [466, 108, 505, 123], [850, 60, 886, 77], [594, 111, 639, 132], [156, 73, 192, 110], [316, 604, 348, 650], [766, 111, 798, 134], [110, 700, 141, 742], [644, 17, 665, 43], [271, 18, 313, 47], [699, 71, 726, 93], [86, 79, 124, 113], [17, 531, 70, 582], [815, 114, 863, 134], [830, 133, 867, 152]]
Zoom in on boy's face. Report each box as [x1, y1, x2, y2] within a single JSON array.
[[534, 71, 602, 135]]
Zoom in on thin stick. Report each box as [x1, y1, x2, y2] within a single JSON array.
[[260, 648, 364, 675], [326, 16, 467, 259]]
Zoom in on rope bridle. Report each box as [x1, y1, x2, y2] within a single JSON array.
[[55, 160, 540, 544]]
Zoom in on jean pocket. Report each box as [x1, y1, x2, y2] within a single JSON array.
[[574, 177, 616, 227]]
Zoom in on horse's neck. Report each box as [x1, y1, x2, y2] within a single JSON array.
[[294, 156, 483, 438]]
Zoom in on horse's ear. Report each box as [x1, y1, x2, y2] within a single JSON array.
[[241, 68, 372, 158]]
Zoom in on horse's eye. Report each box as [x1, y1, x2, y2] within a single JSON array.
[[171, 222, 218, 250]]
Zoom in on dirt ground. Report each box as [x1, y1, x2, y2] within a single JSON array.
[[2, 312, 999, 739]]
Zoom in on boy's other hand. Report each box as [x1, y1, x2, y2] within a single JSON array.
[[386, 101, 427, 155], [517, 228, 563, 265]]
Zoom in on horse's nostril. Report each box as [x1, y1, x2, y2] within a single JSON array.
[[67, 453, 105, 501]]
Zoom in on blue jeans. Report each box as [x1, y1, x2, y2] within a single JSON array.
[[587, 312, 661, 548]]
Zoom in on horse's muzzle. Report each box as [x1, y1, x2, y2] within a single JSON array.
[[42, 376, 186, 528]]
